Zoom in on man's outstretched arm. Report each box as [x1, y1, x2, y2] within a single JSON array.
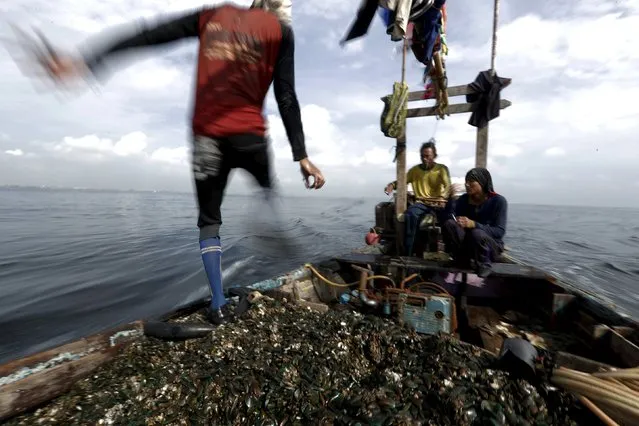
[[81, 9, 202, 75], [272, 25, 307, 162]]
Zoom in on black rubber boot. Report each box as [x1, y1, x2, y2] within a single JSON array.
[[206, 304, 236, 325]]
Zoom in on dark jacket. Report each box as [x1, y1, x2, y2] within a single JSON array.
[[454, 193, 507, 246]]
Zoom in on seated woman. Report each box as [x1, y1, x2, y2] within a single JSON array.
[[442, 167, 507, 277]]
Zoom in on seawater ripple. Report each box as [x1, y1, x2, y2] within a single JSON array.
[[0, 188, 637, 364]]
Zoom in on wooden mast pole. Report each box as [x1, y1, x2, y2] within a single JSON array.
[[395, 37, 408, 219], [475, 0, 500, 168]]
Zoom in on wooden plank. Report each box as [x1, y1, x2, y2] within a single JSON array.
[[607, 329, 639, 367], [381, 77, 512, 102], [332, 253, 552, 280], [0, 321, 142, 377], [476, 125, 489, 168], [0, 345, 132, 421], [466, 306, 504, 354], [407, 99, 511, 118], [549, 293, 578, 326], [395, 134, 407, 218], [555, 351, 616, 374], [612, 326, 634, 337]]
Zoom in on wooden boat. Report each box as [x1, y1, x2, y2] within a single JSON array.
[[1, 239, 638, 422], [3, 3, 637, 424]]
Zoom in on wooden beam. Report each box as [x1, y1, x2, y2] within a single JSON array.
[[606, 328, 639, 368], [0, 323, 143, 421], [394, 38, 408, 249], [381, 78, 512, 103], [1, 351, 113, 421], [407, 99, 511, 118], [476, 126, 489, 168], [395, 133, 407, 216], [406, 77, 511, 102], [0, 321, 142, 376]]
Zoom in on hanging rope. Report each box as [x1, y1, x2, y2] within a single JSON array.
[[381, 37, 409, 143], [391, 37, 409, 163]]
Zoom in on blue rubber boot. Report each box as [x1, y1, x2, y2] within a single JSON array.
[[200, 237, 229, 325]]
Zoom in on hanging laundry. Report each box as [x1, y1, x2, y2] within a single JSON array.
[[341, 0, 436, 45], [380, 0, 416, 41], [380, 81, 409, 139], [410, 0, 446, 65], [340, 0, 378, 46], [423, 80, 436, 100], [466, 70, 506, 128], [378, 6, 394, 31], [430, 51, 449, 118], [410, 0, 435, 21]]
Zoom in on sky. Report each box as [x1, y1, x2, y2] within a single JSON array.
[[0, 0, 638, 207]]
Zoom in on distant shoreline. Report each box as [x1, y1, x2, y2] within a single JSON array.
[[2, 185, 637, 210]]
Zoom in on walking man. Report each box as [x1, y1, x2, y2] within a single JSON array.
[[37, 1, 326, 324]]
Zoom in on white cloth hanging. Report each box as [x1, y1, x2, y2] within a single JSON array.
[[379, 0, 413, 41], [251, 0, 292, 25]]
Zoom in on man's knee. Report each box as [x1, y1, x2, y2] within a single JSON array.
[[470, 228, 488, 241], [199, 224, 220, 241], [404, 207, 418, 221]]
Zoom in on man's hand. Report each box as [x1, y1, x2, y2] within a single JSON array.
[[42, 55, 88, 84], [299, 158, 325, 189], [384, 183, 394, 195], [457, 216, 476, 228]]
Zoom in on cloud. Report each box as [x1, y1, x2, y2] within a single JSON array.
[[297, 0, 358, 21], [0, 0, 637, 207], [58, 132, 146, 155], [545, 147, 566, 157], [150, 146, 189, 166], [268, 104, 351, 167]]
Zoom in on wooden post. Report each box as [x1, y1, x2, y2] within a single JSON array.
[[475, 0, 500, 168], [395, 38, 408, 218]]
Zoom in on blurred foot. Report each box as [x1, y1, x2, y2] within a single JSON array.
[[477, 265, 492, 278], [206, 304, 236, 325]]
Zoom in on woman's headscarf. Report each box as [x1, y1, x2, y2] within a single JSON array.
[[465, 167, 496, 196]]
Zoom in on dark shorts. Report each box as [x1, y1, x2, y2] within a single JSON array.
[[191, 133, 273, 240]]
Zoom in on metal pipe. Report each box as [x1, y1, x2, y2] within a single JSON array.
[[360, 291, 379, 307]]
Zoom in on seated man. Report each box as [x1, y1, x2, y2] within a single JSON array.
[[442, 167, 508, 278], [384, 140, 451, 256]]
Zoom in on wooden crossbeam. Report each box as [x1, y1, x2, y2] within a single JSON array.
[[381, 78, 512, 103], [407, 99, 511, 118]]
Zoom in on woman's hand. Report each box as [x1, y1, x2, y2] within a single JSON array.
[[457, 216, 476, 228]]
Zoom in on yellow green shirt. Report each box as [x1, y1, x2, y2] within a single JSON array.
[[396, 163, 451, 201]]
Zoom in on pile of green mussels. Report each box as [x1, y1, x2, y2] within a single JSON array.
[[8, 297, 594, 425]]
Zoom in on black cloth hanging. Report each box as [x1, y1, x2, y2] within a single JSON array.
[[466, 70, 505, 128], [340, 0, 379, 45]]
